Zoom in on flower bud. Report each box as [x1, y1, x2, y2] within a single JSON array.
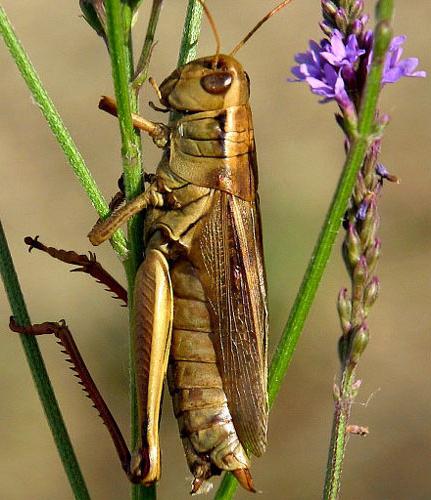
[[376, 163, 399, 183], [349, 323, 369, 365], [354, 255, 368, 279], [343, 223, 362, 270], [351, 19, 364, 36], [337, 288, 352, 335], [340, 98, 359, 133], [361, 197, 379, 248], [351, 0, 365, 18], [80, 0, 106, 34], [365, 238, 381, 275], [353, 173, 366, 206], [356, 198, 369, 221], [321, 0, 338, 17], [351, 257, 368, 320], [364, 276, 380, 313], [335, 8, 348, 33], [320, 20, 334, 37]]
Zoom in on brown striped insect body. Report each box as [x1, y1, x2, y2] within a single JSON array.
[[131, 52, 268, 492]]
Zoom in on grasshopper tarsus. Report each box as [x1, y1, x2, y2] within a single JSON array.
[[24, 234, 40, 252], [23, 236, 128, 305], [103, 174, 125, 213], [9, 316, 60, 336], [109, 189, 126, 213]]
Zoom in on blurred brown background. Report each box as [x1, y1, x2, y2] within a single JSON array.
[[0, 1, 429, 499]]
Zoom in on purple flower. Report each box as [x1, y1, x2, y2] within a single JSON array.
[[291, 30, 425, 106], [357, 200, 369, 221], [320, 30, 365, 68], [376, 163, 399, 183], [290, 31, 363, 108], [382, 35, 426, 84]]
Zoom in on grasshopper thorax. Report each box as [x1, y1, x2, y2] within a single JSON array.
[[159, 54, 250, 113]]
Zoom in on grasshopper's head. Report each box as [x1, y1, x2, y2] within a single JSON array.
[[159, 54, 250, 113]]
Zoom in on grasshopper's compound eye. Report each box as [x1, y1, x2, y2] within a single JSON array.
[[200, 72, 233, 95]]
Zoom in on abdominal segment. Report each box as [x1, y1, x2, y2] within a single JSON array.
[[168, 258, 250, 490]]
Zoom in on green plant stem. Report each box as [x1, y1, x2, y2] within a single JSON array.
[[133, 0, 164, 91], [0, 221, 91, 500], [169, 0, 204, 123], [103, 2, 149, 500], [104, 0, 143, 276], [214, 1, 394, 498], [177, 0, 204, 66], [323, 364, 356, 500], [0, 5, 127, 258], [323, 5, 394, 498]]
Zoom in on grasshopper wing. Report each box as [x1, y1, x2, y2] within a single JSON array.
[[194, 190, 269, 457]]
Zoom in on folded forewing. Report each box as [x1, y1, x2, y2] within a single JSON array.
[[195, 191, 268, 456]]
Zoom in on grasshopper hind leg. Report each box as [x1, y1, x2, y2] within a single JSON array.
[[8, 317, 135, 479], [132, 244, 173, 485]]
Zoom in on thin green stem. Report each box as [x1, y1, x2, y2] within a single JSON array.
[[0, 221, 91, 500], [133, 0, 164, 91], [323, 364, 356, 500], [177, 0, 204, 66], [103, 2, 149, 499], [104, 0, 143, 276], [0, 5, 127, 258], [215, 1, 394, 498], [169, 0, 203, 129]]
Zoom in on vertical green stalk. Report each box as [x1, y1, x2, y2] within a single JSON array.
[[0, 221, 90, 500], [323, 364, 356, 500], [133, 0, 164, 91], [103, 1, 146, 499], [177, 0, 204, 66]]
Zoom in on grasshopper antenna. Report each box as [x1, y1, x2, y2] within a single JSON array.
[[197, 0, 221, 68], [230, 0, 294, 56]]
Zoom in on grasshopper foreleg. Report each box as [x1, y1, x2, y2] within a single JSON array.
[[24, 236, 127, 305], [8, 317, 147, 482], [88, 183, 164, 247], [99, 96, 170, 149]]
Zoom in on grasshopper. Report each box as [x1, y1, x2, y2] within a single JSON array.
[[9, 1, 292, 494]]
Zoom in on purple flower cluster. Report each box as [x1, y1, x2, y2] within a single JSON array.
[[291, 29, 425, 109]]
